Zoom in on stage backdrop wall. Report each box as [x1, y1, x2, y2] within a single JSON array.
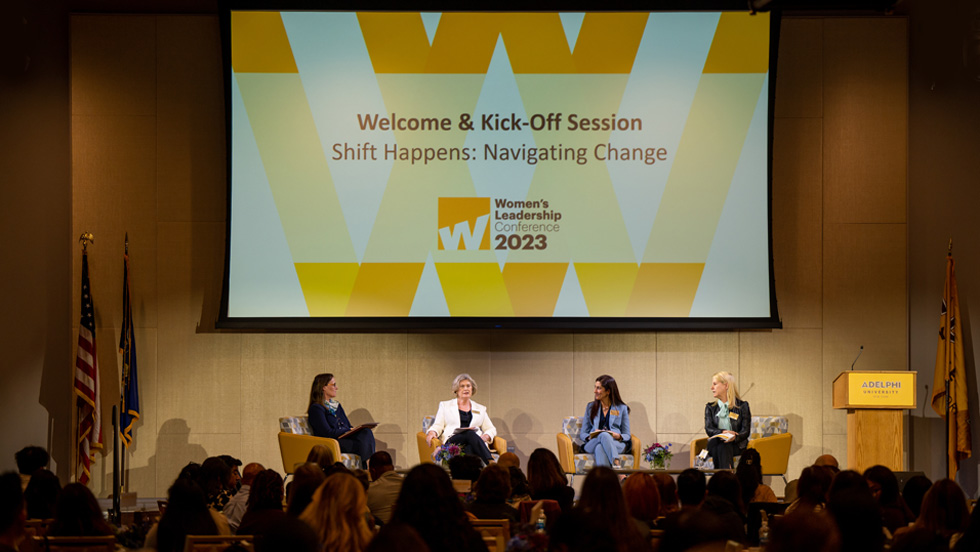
[[69, 14, 907, 498]]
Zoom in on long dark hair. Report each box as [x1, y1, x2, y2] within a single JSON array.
[[49, 483, 114, 537], [247, 470, 284, 512], [307, 373, 335, 414], [576, 467, 649, 552], [589, 375, 629, 420], [391, 464, 482, 552], [735, 449, 762, 506], [526, 448, 567, 495], [157, 478, 218, 552]]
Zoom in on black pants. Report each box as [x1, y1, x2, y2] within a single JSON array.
[[707, 437, 738, 470], [339, 430, 376, 469], [447, 431, 493, 464]]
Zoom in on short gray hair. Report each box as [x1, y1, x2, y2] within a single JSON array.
[[452, 373, 477, 395]]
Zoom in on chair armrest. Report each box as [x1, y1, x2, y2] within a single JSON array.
[[491, 436, 507, 456], [747, 432, 793, 477], [631, 434, 642, 467], [690, 437, 708, 468], [556, 433, 575, 474], [416, 431, 442, 464], [277, 432, 342, 474]]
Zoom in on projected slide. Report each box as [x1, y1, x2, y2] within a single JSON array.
[[227, 10, 774, 321]]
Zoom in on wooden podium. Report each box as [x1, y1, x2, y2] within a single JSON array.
[[832, 371, 916, 472]]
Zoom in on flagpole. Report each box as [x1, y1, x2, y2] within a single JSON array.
[[120, 233, 128, 494], [945, 240, 952, 479]]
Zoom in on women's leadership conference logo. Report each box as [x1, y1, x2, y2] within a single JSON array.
[[437, 197, 491, 250]]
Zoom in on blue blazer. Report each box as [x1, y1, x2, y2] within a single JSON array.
[[579, 402, 632, 452], [308, 402, 353, 440]]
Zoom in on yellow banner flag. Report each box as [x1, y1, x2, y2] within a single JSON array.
[[931, 253, 972, 479]]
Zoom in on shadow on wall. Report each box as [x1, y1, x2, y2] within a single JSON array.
[[108, 418, 209, 498]]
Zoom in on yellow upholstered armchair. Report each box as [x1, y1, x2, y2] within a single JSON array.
[[690, 415, 793, 481], [556, 416, 641, 476], [415, 416, 508, 464], [277, 416, 356, 474]]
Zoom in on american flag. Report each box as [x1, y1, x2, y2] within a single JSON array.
[[75, 252, 103, 484]]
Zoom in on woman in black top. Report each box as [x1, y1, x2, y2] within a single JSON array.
[[704, 371, 751, 469], [307, 373, 376, 469]]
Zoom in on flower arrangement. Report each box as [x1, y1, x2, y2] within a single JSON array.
[[432, 443, 463, 465], [643, 442, 673, 469]]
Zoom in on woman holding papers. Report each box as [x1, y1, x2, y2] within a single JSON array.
[[704, 371, 751, 469], [425, 373, 496, 465], [579, 375, 632, 468], [307, 373, 376, 468]]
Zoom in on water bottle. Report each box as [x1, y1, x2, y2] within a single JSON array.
[[535, 510, 546, 533], [758, 510, 770, 548]]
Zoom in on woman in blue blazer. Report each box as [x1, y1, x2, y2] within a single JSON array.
[[704, 371, 751, 469], [307, 373, 375, 469], [579, 375, 632, 468]]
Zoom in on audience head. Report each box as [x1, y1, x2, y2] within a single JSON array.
[[451, 373, 478, 396], [526, 448, 567, 494], [0, 472, 26, 543], [24, 468, 61, 519], [14, 447, 49, 476], [863, 465, 901, 506], [658, 507, 730, 552], [287, 463, 326, 517], [218, 455, 243, 490], [474, 464, 511, 504], [652, 472, 679, 513], [827, 487, 884, 552], [711, 371, 740, 407], [447, 455, 483, 482], [814, 454, 840, 473], [391, 463, 480, 552], [796, 465, 833, 510], [917, 478, 969, 539], [767, 510, 840, 552], [577, 467, 648, 552], [677, 468, 707, 508], [367, 451, 394, 481], [50, 483, 113, 537], [157, 478, 218, 552], [952, 502, 980, 552], [305, 444, 335, 470], [622, 473, 660, 522], [827, 470, 867, 501], [177, 461, 200, 481], [901, 474, 932, 518], [889, 527, 951, 552], [508, 466, 530, 498], [496, 452, 520, 470], [735, 448, 763, 505], [706, 470, 743, 513], [365, 522, 431, 552], [247, 470, 284, 512], [300, 472, 372, 552], [241, 462, 264, 487], [197, 456, 232, 499], [548, 509, 617, 552], [307, 373, 335, 411]]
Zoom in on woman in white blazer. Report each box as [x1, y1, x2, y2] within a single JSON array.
[[425, 373, 497, 465]]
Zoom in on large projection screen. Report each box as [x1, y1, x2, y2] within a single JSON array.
[[219, 6, 781, 330]]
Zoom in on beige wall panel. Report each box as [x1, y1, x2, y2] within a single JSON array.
[[155, 432, 243, 492], [71, 15, 156, 117], [572, 334, 658, 445], [72, 114, 158, 329], [322, 334, 409, 462], [407, 334, 491, 434], [823, 223, 907, 435], [487, 334, 573, 456], [506, 433, 563, 468], [157, 222, 242, 434], [774, 18, 823, 118], [656, 333, 738, 435], [772, 118, 822, 329], [823, 18, 907, 224], [240, 335, 325, 472], [739, 329, 822, 484], [156, 16, 226, 223], [822, 433, 848, 471]]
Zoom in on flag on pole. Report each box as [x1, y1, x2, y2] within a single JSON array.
[[931, 252, 972, 479], [74, 251, 103, 484], [119, 249, 141, 447]]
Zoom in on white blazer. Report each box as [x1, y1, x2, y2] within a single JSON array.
[[428, 398, 497, 442]]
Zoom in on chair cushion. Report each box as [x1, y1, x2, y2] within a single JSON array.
[[572, 453, 635, 474], [750, 416, 788, 440], [561, 416, 586, 449], [422, 415, 435, 433], [279, 416, 312, 435]]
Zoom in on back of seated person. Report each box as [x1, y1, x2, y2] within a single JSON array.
[[49, 483, 114, 537], [237, 470, 285, 537], [15, 446, 50, 492], [506, 466, 531, 507], [466, 465, 518, 523], [699, 471, 746, 545], [286, 463, 325, 517], [24, 469, 60, 520], [526, 448, 573, 512]]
